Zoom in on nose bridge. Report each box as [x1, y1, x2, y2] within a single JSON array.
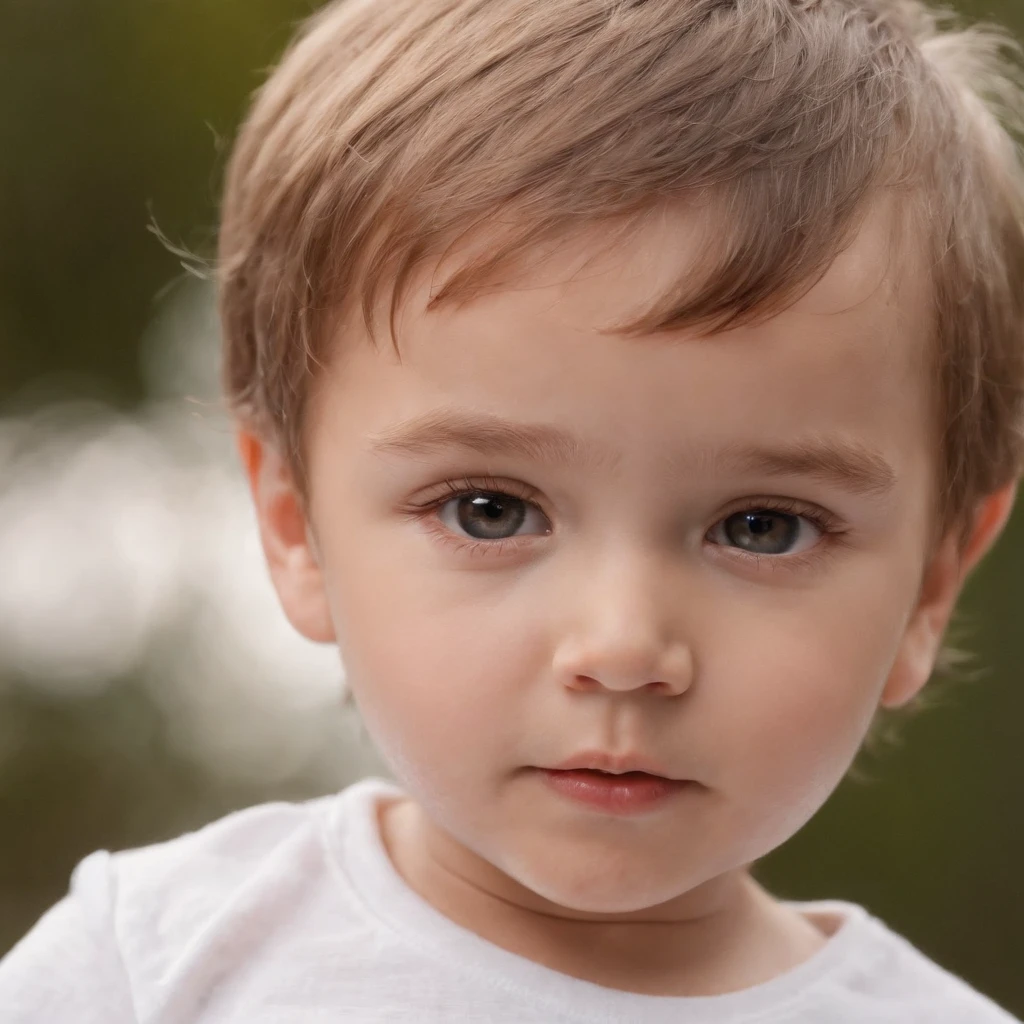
[[550, 540, 695, 695]]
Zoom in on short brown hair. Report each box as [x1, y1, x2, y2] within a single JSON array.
[[218, 0, 1024, 537]]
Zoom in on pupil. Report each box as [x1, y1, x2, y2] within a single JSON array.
[[457, 493, 526, 539], [726, 511, 798, 554], [481, 498, 504, 519]]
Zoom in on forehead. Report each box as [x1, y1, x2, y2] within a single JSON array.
[[318, 196, 934, 486]]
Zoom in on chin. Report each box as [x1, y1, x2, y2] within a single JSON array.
[[505, 851, 690, 916]]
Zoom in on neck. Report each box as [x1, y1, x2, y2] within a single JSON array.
[[378, 795, 828, 997]]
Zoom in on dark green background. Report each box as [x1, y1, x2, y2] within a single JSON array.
[[1, 0, 1022, 1014]]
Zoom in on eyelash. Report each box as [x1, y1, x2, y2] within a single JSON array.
[[400, 476, 545, 561], [710, 496, 847, 574], [399, 476, 848, 567]]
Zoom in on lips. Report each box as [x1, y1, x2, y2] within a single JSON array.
[[538, 766, 693, 814], [548, 750, 678, 780]]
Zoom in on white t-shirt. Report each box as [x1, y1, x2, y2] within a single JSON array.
[[1, 776, 1018, 1023]]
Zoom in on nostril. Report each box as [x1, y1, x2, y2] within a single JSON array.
[[646, 679, 677, 695], [567, 675, 601, 692]]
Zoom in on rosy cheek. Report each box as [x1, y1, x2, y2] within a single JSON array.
[[339, 602, 487, 733], [708, 620, 893, 834]]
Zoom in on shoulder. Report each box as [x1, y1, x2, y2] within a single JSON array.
[[0, 787, 359, 1023], [88, 785, 373, 958], [111, 790, 339, 889], [836, 903, 1020, 1022], [101, 787, 353, 944], [69, 782, 385, 1019]]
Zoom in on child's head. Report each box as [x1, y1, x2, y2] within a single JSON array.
[[218, 0, 1024, 914]]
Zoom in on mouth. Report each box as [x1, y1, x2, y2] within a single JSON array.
[[536, 766, 694, 814], [546, 751, 680, 780], [556, 767, 663, 780]]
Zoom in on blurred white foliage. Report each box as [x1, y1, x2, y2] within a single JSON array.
[[0, 281, 375, 785]]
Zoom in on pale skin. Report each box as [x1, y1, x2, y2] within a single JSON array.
[[240, 197, 1015, 997]]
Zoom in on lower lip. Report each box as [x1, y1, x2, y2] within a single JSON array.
[[538, 768, 692, 814]]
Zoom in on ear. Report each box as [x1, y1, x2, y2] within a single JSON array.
[[880, 481, 1017, 708], [237, 429, 336, 644]]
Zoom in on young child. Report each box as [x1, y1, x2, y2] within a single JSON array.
[[4, 0, 1024, 1019]]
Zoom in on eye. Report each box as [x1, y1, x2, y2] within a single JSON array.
[[708, 509, 822, 556], [437, 491, 550, 541]]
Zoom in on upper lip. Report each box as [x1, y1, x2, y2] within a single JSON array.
[[547, 751, 678, 780]]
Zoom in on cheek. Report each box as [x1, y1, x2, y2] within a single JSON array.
[[326, 557, 541, 781], [704, 571, 915, 848]]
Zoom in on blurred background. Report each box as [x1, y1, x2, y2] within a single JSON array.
[[0, 0, 1021, 1013]]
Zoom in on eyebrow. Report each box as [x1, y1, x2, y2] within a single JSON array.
[[366, 409, 897, 497]]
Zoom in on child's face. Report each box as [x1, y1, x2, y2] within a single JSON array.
[[248, 198, 999, 915]]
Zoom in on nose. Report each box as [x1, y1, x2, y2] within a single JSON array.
[[550, 547, 696, 697]]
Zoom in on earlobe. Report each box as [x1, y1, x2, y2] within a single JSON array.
[[880, 481, 1017, 709], [237, 429, 336, 644], [880, 533, 958, 709]]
